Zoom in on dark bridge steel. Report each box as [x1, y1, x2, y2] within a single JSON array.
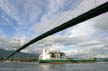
[[6, 2, 108, 59]]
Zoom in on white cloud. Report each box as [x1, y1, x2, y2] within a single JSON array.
[[0, 0, 108, 58], [66, 41, 108, 58], [67, 21, 95, 37]]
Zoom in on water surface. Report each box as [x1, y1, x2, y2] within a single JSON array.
[[0, 62, 108, 71]]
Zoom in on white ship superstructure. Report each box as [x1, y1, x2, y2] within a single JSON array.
[[39, 49, 66, 60]]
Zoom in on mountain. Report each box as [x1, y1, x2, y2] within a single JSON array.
[[0, 49, 39, 58]]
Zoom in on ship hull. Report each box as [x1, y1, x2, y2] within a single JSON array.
[[38, 59, 96, 64]]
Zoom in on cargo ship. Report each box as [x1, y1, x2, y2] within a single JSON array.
[[38, 49, 96, 63]]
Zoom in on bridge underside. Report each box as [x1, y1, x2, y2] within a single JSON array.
[[6, 2, 108, 59]]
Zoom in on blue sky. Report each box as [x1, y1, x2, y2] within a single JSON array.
[[0, 0, 82, 38], [0, 0, 108, 58]]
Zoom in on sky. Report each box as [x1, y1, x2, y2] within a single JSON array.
[[0, 0, 108, 58]]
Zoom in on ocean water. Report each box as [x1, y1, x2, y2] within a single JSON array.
[[0, 62, 108, 71]]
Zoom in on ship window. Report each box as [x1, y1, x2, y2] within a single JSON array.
[[51, 53, 56, 58]]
